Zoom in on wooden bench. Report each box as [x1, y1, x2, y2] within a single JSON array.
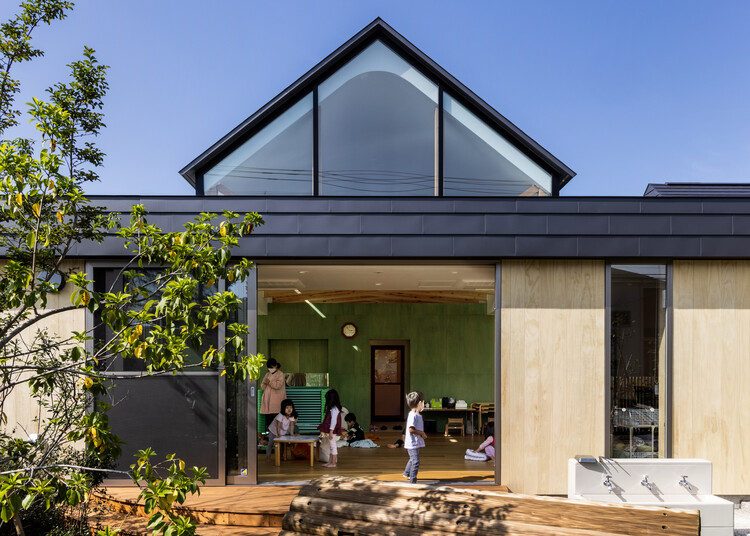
[[280, 476, 700, 535]]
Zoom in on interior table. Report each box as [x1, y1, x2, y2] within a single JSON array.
[[272, 435, 320, 467], [421, 407, 477, 435]]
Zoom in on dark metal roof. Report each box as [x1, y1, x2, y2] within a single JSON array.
[[179, 18, 575, 191], [77, 195, 750, 260], [645, 183, 750, 197]]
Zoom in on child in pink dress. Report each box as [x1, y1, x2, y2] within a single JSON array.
[[474, 421, 495, 460]]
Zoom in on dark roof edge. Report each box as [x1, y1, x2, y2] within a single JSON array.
[[179, 18, 575, 189], [645, 182, 750, 197]]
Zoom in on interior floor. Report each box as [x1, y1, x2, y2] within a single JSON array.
[[257, 431, 495, 483]]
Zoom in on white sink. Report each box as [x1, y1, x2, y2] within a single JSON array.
[[568, 458, 733, 536]]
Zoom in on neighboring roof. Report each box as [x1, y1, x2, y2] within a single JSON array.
[[645, 183, 750, 197], [179, 18, 575, 192]]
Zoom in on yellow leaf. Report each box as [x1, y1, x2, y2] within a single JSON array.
[[134, 325, 143, 337], [227, 271, 235, 282], [246, 224, 254, 234], [134, 343, 145, 358], [207, 278, 215, 288], [219, 222, 227, 237], [56, 211, 64, 224], [15, 193, 22, 205], [80, 290, 90, 306], [32, 203, 40, 217], [179, 460, 185, 471], [84, 377, 94, 389], [173, 235, 182, 245], [220, 370, 226, 376]]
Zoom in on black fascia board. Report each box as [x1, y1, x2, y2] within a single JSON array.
[[179, 18, 575, 192]]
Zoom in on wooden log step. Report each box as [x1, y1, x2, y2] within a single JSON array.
[[286, 496, 634, 536], [282, 509, 644, 536], [297, 478, 699, 536]]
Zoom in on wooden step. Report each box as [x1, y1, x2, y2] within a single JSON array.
[[283, 477, 700, 536], [89, 507, 281, 536], [91, 485, 298, 528]]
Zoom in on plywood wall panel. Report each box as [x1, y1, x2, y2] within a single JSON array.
[[501, 260, 605, 495], [2, 261, 87, 437], [673, 260, 750, 494]]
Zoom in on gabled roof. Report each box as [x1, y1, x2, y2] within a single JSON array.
[[645, 182, 750, 197], [180, 18, 575, 192]]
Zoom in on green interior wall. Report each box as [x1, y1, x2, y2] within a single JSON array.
[[258, 302, 494, 430]]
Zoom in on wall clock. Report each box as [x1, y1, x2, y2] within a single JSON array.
[[341, 322, 358, 338]]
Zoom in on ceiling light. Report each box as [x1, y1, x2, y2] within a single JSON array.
[[304, 300, 326, 318]]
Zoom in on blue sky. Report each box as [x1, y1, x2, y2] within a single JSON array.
[[3, 0, 750, 197]]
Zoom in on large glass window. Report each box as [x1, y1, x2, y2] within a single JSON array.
[[225, 279, 249, 479], [199, 40, 558, 197], [318, 40, 438, 195], [203, 94, 313, 195], [443, 94, 552, 196], [609, 265, 667, 458]]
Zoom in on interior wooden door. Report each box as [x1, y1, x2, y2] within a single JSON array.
[[371, 345, 404, 421]]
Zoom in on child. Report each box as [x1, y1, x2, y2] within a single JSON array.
[[344, 413, 365, 445], [402, 391, 426, 483], [316, 389, 342, 468], [466, 421, 495, 461], [266, 399, 296, 461]]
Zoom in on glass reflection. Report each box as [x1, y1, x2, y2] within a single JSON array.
[[610, 265, 667, 458], [443, 94, 552, 196], [203, 94, 313, 195], [318, 40, 438, 196]]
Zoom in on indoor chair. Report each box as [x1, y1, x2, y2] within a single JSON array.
[[444, 417, 465, 437]]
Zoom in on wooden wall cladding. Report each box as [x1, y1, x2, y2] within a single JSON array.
[[500, 260, 605, 495], [673, 260, 750, 494], [1, 260, 86, 437]]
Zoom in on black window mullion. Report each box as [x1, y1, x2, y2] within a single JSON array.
[[437, 88, 444, 197], [313, 86, 320, 196]]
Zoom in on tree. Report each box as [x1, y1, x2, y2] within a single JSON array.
[[0, 2, 264, 534]]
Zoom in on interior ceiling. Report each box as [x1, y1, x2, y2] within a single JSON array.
[[257, 264, 495, 304]]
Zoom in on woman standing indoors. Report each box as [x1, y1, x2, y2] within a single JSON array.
[[260, 358, 286, 430]]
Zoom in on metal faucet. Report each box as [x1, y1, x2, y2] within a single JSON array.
[[603, 475, 614, 493], [678, 475, 692, 491], [641, 475, 653, 491]]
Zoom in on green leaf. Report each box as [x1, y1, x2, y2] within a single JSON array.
[[1, 504, 13, 523], [21, 493, 33, 510]]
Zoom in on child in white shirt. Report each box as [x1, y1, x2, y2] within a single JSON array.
[[403, 391, 427, 483], [266, 399, 296, 461]]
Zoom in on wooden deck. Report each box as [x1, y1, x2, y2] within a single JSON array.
[[92, 433, 506, 535], [259, 432, 496, 483]]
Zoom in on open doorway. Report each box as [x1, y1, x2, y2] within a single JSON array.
[[251, 264, 496, 483]]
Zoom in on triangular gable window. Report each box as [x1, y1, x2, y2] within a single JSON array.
[[196, 34, 564, 196]]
